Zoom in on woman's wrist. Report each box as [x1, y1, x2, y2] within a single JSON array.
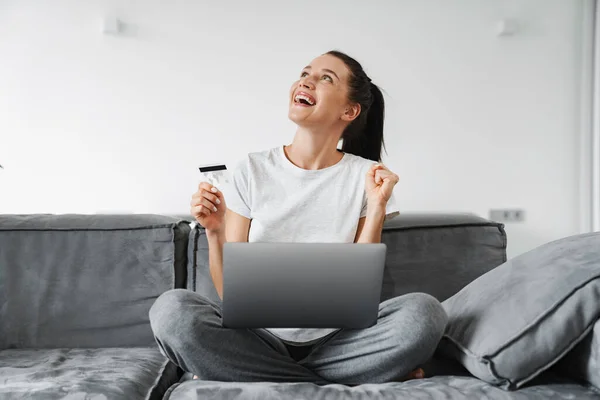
[[366, 205, 386, 221], [356, 203, 386, 244], [366, 197, 387, 215], [206, 227, 226, 241]]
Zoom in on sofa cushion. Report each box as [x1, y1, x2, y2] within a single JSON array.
[[163, 375, 600, 400], [187, 213, 506, 305], [0, 214, 190, 349], [186, 222, 223, 307], [555, 318, 600, 389], [187, 222, 199, 296], [379, 213, 506, 302], [0, 347, 178, 400], [438, 232, 600, 390], [188, 222, 223, 306]]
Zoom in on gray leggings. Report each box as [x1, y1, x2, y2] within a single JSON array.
[[149, 289, 448, 385]]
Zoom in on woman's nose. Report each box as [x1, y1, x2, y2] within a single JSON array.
[[299, 78, 315, 90]]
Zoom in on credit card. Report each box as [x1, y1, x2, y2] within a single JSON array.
[[199, 164, 230, 188]]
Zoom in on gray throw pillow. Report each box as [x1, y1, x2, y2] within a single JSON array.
[[556, 318, 600, 389], [437, 231, 600, 390]]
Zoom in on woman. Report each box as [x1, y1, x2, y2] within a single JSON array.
[[149, 50, 448, 385]]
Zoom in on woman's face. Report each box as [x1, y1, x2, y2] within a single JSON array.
[[288, 54, 359, 128]]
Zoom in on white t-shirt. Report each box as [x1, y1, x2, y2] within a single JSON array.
[[223, 145, 399, 345]]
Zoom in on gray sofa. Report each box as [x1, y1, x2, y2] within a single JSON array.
[[0, 213, 598, 399]]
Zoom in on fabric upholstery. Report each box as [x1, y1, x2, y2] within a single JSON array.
[[0, 214, 190, 349], [186, 222, 198, 295], [164, 375, 600, 400], [0, 347, 178, 400], [187, 213, 506, 304], [192, 224, 223, 306], [555, 318, 600, 389], [379, 213, 506, 302], [5, 213, 596, 399], [438, 231, 600, 390]]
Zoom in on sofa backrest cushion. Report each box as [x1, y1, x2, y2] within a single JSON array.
[[379, 213, 506, 302], [187, 213, 506, 304], [0, 214, 190, 349]]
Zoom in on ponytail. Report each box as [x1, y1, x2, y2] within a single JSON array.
[[341, 83, 386, 162], [326, 50, 386, 162]]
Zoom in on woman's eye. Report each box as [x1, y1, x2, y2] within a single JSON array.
[[300, 72, 309, 78], [322, 75, 333, 82]]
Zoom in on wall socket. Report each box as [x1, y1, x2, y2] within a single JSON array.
[[489, 209, 525, 222]]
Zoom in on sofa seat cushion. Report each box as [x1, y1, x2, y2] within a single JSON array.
[[163, 376, 600, 400], [0, 347, 179, 400]]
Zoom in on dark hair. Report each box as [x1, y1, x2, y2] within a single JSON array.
[[326, 50, 386, 162]]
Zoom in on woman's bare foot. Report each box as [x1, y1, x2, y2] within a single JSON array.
[[192, 375, 199, 380], [400, 368, 425, 381]]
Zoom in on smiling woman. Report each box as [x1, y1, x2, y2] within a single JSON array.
[[150, 50, 446, 386], [288, 50, 386, 163]]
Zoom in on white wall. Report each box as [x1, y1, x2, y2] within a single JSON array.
[[0, 0, 589, 258]]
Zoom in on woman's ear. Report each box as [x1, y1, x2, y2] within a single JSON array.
[[342, 103, 361, 122]]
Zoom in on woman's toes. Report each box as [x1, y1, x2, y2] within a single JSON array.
[[401, 367, 425, 381]]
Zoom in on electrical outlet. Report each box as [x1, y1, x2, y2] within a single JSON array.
[[489, 209, 525, 222]]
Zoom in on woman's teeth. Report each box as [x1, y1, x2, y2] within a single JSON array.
[[294, 94, 315, 105]]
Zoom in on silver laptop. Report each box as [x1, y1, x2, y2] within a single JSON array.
[[222, 243, 387, 329]]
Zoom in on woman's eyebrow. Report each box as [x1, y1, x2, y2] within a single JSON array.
[[303, 66, 340, 80], [322, 69, 339, 80]]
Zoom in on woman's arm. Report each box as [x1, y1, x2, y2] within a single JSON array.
[[355, 163, 399, 243], [207, 209, 250, 300], [354, 205, 386, 243]]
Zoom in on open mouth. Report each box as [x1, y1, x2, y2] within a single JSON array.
[[294, 92, 316, 106]]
